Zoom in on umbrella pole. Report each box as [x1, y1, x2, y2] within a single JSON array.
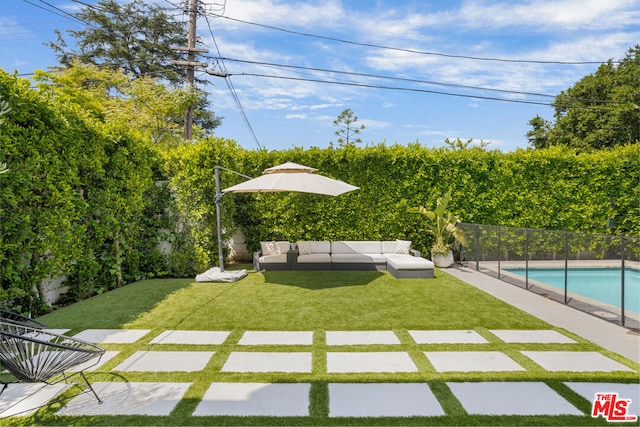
[[215, 166, 225, 272]]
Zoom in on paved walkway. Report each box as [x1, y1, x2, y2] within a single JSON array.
[[445, 265, 640, 363], [1, 327, 637, 419]]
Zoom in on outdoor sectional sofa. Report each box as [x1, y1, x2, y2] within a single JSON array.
[[253, 240, 435, 278]]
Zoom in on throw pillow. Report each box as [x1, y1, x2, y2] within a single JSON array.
[[261, 241, 279, 256], [394, 239, 411, 254], [298, 241, 312, 255]]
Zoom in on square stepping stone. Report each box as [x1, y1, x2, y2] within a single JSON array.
[[238, 331, 313, 345], [57, 382, 191, 416], [327, 352, 418, 373], [409, 330, 488, 344], [44, 328, 70, 335], [150, 330, 230, 345], [329, 383, 444, 417], [0, 383, 69, 417], [447, 382, 582, 415], [326, 331, 400, 345], [425, 351, 525, 372], [68, 350, 119, 372], [221, 352, 312, 373], [73, 329, 150, 344], [193, 382, 310, 416], [522, 351, 635, 372], [490, 330, 576, 343], [114, 351, 214, 372], [565, 382, 640, 417]]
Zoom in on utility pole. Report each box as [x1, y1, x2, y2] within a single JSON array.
[[171, 0, 208, 141]]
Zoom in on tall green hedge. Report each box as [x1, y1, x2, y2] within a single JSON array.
[[0, 71, 177, 314], [165, 139, 639, 267]]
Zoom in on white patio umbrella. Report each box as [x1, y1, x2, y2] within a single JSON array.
[[214, 162, 359, 272], [222, 162, 359, 196]]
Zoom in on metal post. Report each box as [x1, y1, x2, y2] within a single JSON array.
[[475, 225, 480, 271], [621, 234, 626, 326], [497, 226, 501, 279], [214, 166, 225, 272], [525, 228, 529, 290], [564, 230, 568, 304]]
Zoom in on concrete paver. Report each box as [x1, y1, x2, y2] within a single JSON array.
[[194, 382, 310, 416], [221, 352, 312, 373], [150, 330, 230, 345], [114, 351, 215, 372], [447, 382, 583, 415], [326, 330, 400, 345], [328, 383, 444, 417], [327, 352, 418, 373], [426, 351, 526, 372], [409, 330, 488, 344]]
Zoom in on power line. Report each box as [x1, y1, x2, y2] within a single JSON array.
[[203, 11, 262, 149], [209, 13, 617, 66], [25, 0, 94, 28], [231, 72, 616, 111], [216, 56, 558, 100]]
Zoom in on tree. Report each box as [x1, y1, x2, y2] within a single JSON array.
[[443, 138, 490, 150], [527, 45, 640, 151], [48, 0, 187, 85], [526, 115, 552, 149], [46, 0, 221, 135], [333, 108, 365, 146]]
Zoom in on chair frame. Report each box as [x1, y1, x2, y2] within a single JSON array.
[[0, 309, 46, 329], [0, 321, 105, 405]]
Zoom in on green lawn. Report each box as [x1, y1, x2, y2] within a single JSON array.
[[4, 267, 638, 426]]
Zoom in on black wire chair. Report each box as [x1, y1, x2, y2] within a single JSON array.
[[0, 309, 46, 329], [0, 321, 105, 405]]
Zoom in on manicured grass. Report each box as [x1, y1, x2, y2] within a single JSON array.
[[4, 268, 638, 426]]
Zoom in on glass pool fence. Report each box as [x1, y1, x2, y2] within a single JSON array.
[[457, 223, 639, 330]]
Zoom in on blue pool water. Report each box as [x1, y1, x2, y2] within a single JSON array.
[[505, 268, 640, 314]]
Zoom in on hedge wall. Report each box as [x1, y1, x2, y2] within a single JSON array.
[[0, 71, 183, 314], [165, 139, 639, 267]]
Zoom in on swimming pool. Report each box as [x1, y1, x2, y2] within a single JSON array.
[[505, 267, 640, 314]]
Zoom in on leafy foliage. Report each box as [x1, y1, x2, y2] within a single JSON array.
[[528, 45, 640, 150], [46, 0, 221, 134], [408, 189, 467, 254], [0, 69, 194, 315], [333, 108, 365, 146], [166, 141, 639, 264]]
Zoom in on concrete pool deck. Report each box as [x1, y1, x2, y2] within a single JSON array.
[[445, 264, 640, 363]]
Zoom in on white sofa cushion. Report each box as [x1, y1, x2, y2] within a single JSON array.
[[331, 253, 387, 263], [261, 241, 279, 256], [384, 254, 434, 270], [381, 241, 397, 253], [259, 254, 288, 264], [298, 253, 331, 263], [297, 241, 330, 255], [331, 241, 382, 254], [394, 239, 412, 254]]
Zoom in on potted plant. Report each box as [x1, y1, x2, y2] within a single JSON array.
[[408, 189, 467, 268]]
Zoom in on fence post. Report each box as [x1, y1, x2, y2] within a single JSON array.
[[525, 228, 529, 290], [498, 226, 501, 279], [475, 225, 480, 271], [564, 230, 568, 305], [621, 234, 626, 327]]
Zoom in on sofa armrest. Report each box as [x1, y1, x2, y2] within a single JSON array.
[[287, 249, 299, 267], [410, 248, 421, 257], [253, 250, 262, 271]]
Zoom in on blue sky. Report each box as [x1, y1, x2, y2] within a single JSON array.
[[1, 0, 639, 151]]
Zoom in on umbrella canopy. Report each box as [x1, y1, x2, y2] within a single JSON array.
[[222, 162, 359, 196]]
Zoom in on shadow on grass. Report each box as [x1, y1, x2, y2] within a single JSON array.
[[38, 278, 194, 332], [262, 270, 385, 290]]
